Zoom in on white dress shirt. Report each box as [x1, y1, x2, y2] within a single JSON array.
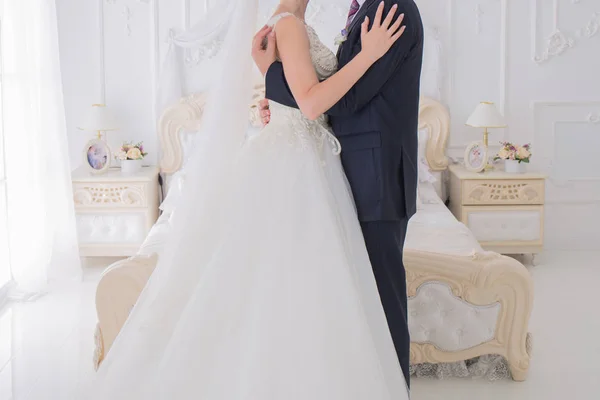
[[347, 0, 366, 26]]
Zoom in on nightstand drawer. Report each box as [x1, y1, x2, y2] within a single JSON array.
[[461, 205, 544, 246], [73, 182, 149, 208], [76, 212, 147, 244], [462, 179, 545, 206]]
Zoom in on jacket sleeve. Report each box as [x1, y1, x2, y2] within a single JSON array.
[[265, 61, 299, 109], [326, 1, 418, 116]]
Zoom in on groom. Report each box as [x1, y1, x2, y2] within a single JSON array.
[[254, 0, 423, 386]]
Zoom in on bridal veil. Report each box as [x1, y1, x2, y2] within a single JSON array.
[[90, 1, 409, 398]]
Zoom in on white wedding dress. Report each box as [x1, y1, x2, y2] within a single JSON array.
[[89, 12, 408, 400]]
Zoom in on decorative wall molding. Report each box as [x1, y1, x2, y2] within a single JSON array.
[[448, 0, 508, 150], [577, 11, 600, 39], [183, 0, 192, 29], [106, 0, 150, 4], [531, 0, 600, 63], [122, 6, 133, 37], [99, 0, 106, 103], [100, 0, 158, 123], [587, 112, 600, 123], [499, 0, 508, 115], [533, 101, 600, 191], [104, 0, 151, 37], [150, 0, 159, 126], [475, 3, 484, 35]]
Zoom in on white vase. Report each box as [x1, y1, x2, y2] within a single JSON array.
[[504, 159, 526, 174], [121, 159, 143, 175]]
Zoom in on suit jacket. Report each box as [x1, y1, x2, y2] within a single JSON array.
[[265, 0, 424, 222]]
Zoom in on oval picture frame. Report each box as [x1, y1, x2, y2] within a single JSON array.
[[83, 139, 111, 174], [464, 141, 488, 173]]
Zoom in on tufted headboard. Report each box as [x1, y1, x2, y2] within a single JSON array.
[[158, 93, 450, 177]]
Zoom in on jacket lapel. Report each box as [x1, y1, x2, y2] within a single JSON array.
[[347, 0, 378, 35]]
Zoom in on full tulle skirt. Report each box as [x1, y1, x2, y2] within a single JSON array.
[[88, 119, 409, 399]]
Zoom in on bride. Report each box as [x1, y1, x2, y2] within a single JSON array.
[[89, 0, 409, 399]]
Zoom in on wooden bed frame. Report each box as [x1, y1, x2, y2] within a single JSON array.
[[93, 94, 533, 381]]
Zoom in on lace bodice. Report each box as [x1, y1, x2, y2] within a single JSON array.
[[265, 13, 341, 155], [267, 12, 338, 80]]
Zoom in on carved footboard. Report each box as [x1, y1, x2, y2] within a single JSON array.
[[404, 249, 533, 381], [93, 254, 158, 370], [94, 248, 533, 381]]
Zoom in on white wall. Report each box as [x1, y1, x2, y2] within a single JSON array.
[[57, 0, 600, 250]]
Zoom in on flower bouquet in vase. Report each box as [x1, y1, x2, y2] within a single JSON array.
[[115, 142, 147, 174], [494, 142, 531, 173]]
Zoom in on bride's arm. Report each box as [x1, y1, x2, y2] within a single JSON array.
[[274, 4, 404, 121]]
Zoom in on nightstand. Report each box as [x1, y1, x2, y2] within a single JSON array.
[[448, 164, 546, 256], [72, 166, 160, 257]]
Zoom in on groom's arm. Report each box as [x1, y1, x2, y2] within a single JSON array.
[[326, 0, 418, 116], [265, 62, 299, 109]]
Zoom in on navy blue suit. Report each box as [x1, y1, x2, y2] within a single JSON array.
[[265, 0, 423, 385]]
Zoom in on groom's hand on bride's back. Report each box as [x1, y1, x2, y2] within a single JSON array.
[[260, 99, 271, 126], [252, 25, 277, 76]]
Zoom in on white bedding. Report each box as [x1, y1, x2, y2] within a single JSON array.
[[407, 183, 482, 257], [145, 181, 481, 262]]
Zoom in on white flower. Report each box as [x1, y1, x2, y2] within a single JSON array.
[[127, 147, 142, 160], [334, 29, 348, 46], [334, 34, 347, 46], [497, 148, 510, 160], [517, 146, 531, 160], [115, 150, 128, 161]]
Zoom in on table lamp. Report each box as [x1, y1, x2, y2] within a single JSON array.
[[79, 104, 119, 174], [466, 101, 506, 147], [78, 104, 119, 140]]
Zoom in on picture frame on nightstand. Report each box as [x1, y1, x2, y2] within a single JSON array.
[[464, 141, 488, 173], [83, 138, 111, 174]]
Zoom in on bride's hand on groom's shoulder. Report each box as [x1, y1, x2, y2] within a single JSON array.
[[252, 25, 277, 76], [359, 2, 406, 64]]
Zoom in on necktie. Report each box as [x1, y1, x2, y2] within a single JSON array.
[[346, 0, 361, 28]]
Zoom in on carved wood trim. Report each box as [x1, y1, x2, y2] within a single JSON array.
[[405, 249, 534, 381], [94, 254, 159, 369], [73, 183, 147, 207], [158, 93, 206, 174], [462, 179, 545, 205], [419, 97, 450, 171]]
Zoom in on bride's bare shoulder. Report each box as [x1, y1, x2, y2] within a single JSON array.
[[268, 12, 303, 29], [269, 13, 307, 44]]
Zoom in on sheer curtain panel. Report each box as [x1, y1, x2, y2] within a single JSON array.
[[1, 0, 81, 300]]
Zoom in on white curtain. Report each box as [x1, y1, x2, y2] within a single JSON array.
[[2, 0, 81, 299]]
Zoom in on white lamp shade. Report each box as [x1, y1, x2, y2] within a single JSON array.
[[466, 102, 507, 128], [78, 104, 119, 132]]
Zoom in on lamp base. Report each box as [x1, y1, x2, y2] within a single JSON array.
[[482, 132, 494, 173], [483, 128, 489, 147]]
